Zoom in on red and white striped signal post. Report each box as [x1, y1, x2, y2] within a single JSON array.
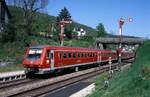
[[59, 19, 72, 46], [118, 17, 133, 70], [118, 17, 133, 48], [118, 18, 124, 48]]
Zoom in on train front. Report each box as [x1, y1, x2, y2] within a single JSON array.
[[22, 46, 48, 75]]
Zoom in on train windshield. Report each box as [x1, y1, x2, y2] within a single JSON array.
[[27, 49, 43, 60]]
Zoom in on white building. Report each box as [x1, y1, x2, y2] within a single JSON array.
[[73, 28, 86, 39]]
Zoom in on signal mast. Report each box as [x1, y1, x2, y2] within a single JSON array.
[[118, 17, 133, 70], [59, 19, 72, 46], [118, 18, 133, 48]]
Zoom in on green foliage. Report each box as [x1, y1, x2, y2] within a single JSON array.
[[64, 39, 92, 48], [64, 24, 75, 39], [7, 6, 28, 44], [56, 7, 71, 22], [74, 22, 97, 38], [0, 41, 25, 59], [33, 13, 56, 33], [0, 64, 24, 73], [5, 6, 97, 44], [96, 23, 107, 37]]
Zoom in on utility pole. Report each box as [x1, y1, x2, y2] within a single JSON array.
[[59, 19, 72, 46]]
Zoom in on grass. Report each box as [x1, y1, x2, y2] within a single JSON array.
[[88, 40, 150, 97], [0, 64, 24, 73]]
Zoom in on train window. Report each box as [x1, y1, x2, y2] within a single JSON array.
[[107, 53, 109, 56], [46, 51, 49, 58], [27, 49, 42, 60], [78, 53, 81, 57], [92, 53, 94, 57], [81, 53, 84, 57], [110, 53, 112, 56], [63, 53, 67, 58], [88, 53, 90, 57], [50, 53, 54, 59], [73, 53, 76, 58], [85, 53, 87, 57], [90, 53, 92, 57], [104, 53, 106, 56], [95, 53, 97, 57], [83, 53, 85, 57], [93, 53, 95, 57], [59, 53, 62, 59], [100, 53, 102, 56], [68, 53, 71, 58], [87, 53, 89, 57]]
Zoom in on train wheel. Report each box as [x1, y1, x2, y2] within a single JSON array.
[[25, 73, 31, 78], [25, 73, 34, 79]]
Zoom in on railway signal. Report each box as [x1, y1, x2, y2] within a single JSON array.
[[118, 17, 133, 70], [118, 17, 133, 48], [59, 19, 72, 46], [118, 18, 124, 48]]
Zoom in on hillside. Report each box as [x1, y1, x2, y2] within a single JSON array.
[[88, 41, 150, 97], [8, 6, 96, 37]]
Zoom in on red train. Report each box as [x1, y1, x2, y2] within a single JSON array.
[[22, 45, 135, 75]]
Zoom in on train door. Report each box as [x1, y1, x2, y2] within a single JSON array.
[[50, 50, 55, 70], [97, 52, 101, 63], [100, 52, 101, 63]]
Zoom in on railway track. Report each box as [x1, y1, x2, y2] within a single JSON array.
[[0, 78, 44, 93], [0, 78, 30, 89], [0, 63, 122, 97]]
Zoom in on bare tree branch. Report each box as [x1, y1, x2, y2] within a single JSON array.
[[12, 0, 49, 35]]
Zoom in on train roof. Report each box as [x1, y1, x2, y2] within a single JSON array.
[[30, 45, 116, 52], [30, 45, 49, 49]]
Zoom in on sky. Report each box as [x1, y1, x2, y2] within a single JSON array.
[[47, 0, 150, 38]]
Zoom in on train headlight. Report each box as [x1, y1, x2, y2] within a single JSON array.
[[46, 60, 50, 64], [119, 54, 121, 57]]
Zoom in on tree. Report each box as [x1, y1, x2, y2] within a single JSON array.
[[96, 23, 106, 37], [56, 7, 71, 22]]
